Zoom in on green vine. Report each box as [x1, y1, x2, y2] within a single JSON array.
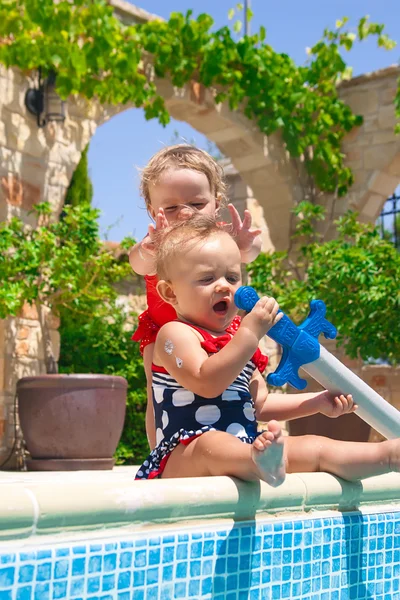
[[0, 1, 397, 195]]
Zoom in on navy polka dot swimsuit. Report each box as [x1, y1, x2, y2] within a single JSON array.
[[135, 318, 268, 480]]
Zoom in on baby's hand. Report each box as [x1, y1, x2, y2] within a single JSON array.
[[226, 204, 261, 252], [319, 392, 357, 418], [241, 296, 282, 340]]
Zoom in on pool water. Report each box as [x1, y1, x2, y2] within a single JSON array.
[[1, 509, 399, 600]]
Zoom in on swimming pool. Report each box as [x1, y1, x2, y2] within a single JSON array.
[[1, 468, 400, 599]]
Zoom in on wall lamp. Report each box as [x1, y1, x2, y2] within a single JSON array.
[[25, 68, 66, 128]]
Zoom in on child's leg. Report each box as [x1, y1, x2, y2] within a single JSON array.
[[143, 343, 156, 450], [284, 435, 400, 481], [162, 421, 285, 487]]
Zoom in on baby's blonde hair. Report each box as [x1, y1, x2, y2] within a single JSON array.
[[140, 144, 227, 212], [155, 213, 232, 281]]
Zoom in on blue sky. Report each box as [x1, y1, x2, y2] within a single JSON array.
[[88, 0, 400, 241]]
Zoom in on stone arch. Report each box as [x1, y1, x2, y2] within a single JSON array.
[[339, 65, 400, 222]]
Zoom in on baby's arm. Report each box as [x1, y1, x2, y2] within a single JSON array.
[[255, 386, 357, 423], [154, 297, 281, 398]]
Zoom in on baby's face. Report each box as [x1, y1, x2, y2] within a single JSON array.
[[149, 168, 218, 223], [166, 232, 242, 332]]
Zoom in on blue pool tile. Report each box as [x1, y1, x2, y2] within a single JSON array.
[[189, 560, 200, 577], [0, 591, 13, 600], [118, 552, 132, 570], [262, 569, 271, 584], [215, 557, 226, 574], [117, 593, 130, 600], [117, 571, 130, 590], [105, 543, 117, 551], [226, 574, 238, 591], [162, 546, 175, 563], [175, 561, 187, 579], [145, 567, 158, 586], [176, 544, 188, 560], [159, 584, 173, 600], [227, 538, 239, 554], [36, 563, 51, 582], [34, 582, 49, 600], [101, 573, 115, 593], [213, 576, 225, 594], [239, 571, 250, 589], [0, 556, 15, 565], [133, 570, 145, 587], [201, 577, 212, 596], [16, 585, 32, 600], [0, 567, 15, 588], [149, 537, 160, 547], [70, 578, 84, 597], [21, 554, 35, 564], [239, 553, 250, 571], [18, 565, 34, 584], [188, 579, 200, 598], [161, 565, 173, 582], [240, 536, 251, 553], [174, 582, 187, 598], [71, 559, 85, 577], [148, 549, 160, 566], [252, 551, 261, 569], [203, 540, 214, 556], [134, 551, 146, 568], [201, 559, 212, 577], [103, 554, 116, 573], [53, 580, 67, 599], [87, 576, 100, 594]]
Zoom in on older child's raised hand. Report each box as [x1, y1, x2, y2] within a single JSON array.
[[319, 392, 358, 418], [241, 296, 283, 340], [225, 204, 262, 262]]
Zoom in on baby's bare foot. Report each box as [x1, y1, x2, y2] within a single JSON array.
[[252, 420, 286, 487]]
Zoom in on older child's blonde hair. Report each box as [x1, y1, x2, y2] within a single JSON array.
[[155, 213, 232, 281], [140, 144, 227, 212]]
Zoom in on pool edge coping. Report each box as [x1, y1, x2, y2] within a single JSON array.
[[1, 468, 400, 542]]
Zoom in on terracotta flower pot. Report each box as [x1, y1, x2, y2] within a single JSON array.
[[17, 374, 127, 471]]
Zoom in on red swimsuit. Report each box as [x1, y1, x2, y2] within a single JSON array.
[[132, 274, 177, 353]]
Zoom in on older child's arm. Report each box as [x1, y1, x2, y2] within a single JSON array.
[[129, 209, 168, 276], [255, 385, 357, 423], [129, 235, 156, 275], [154, 298, 281, 398], [227, 204, 262, 264]]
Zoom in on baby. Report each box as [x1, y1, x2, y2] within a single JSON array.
[[135, 215, 400, 485], [130, 144, 262, 449]]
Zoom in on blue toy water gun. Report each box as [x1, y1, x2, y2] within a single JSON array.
[[235, 286, 400, 440]]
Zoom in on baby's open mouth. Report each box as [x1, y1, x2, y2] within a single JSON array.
[[213, 300, 228, 315]]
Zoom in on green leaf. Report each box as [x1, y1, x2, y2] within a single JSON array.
[[233, 20, 242, 34]]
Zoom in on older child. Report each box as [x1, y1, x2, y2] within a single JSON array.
[[135, 215, 400, 485], [130, 145, 262, 449]]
